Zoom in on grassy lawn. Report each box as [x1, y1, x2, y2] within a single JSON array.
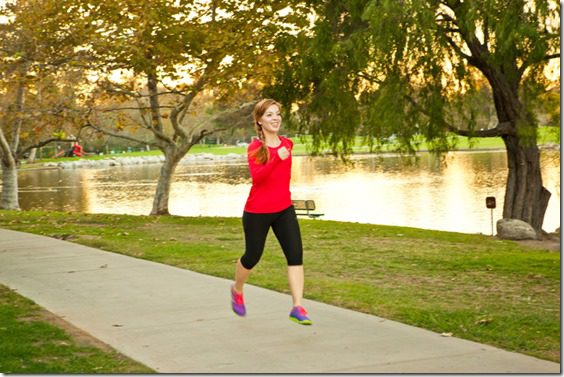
[[0, 283, 154, 373], [0, 210, 559, 363]]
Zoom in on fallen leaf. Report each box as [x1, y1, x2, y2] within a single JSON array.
[[476, 317, 493, 325]]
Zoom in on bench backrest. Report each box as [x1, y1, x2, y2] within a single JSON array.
[[292, 200, 316, 211]]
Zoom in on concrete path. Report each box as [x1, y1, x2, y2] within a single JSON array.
[[0, 228, 559, 373]]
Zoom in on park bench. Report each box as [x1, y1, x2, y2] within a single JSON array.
[[292, 200, 324, 219]]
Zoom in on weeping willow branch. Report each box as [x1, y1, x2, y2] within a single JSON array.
[[404, 94, 515, 137]]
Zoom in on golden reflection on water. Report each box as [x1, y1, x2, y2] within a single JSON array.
[[79, 164, 251, 217], [289, 151, 559, 234], [17, 151, 560, 235]]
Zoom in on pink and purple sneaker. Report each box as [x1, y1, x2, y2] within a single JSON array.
[[289, 306, 312, 325], [231, 286, 246, 316]]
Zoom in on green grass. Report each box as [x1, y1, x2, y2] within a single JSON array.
[[0, 210, 559, 363], [0, 284, 154, 373]]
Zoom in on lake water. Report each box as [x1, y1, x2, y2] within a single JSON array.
[[17, 150, 560, 235]]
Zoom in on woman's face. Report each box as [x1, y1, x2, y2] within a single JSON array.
[[258, 104, 282, 135]]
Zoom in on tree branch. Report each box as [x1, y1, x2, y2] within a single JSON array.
[[158, 79, 187, 96], [447, 122, 514, 137], [0, 127, 16, 168], [134, 98, 152, 129], [100, 82, 182, 98], [445, 1, 490, 70], [95, 106, 176, 112], [436, 12, 457, 25], [185, 101, 255, 144], [177, 74, 209, 125], [191, 127, 227, 145], [357, 71, 384, 84], [84, 121, 167, 147], [483, 16, 489, 49], [442, 33, 474, 63], [404, 94, 514, 137], [169, 68, 214, 140], [544, 53, 561, 60], [18, 138, 77, 157], [518, 53, 561, 78]]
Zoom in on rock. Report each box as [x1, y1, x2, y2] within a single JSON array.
[[496, 218, 537, 240], [225, 153, 244, 160], [541, 143, 560, 150], [200, 153, 215, 160]]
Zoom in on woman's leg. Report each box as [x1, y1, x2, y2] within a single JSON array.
[[287, 265, 304, 307], [271, 206, 305, 307], [234, 211, 273, 293], [233, 258, 251, 293]]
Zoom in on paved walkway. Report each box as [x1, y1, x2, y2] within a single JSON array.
[[0, 228, 560, 373]]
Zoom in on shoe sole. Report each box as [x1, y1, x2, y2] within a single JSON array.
[[232, 307, 246, 317], [290, 316, 312, 325]]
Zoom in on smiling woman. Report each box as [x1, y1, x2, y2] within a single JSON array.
[[230, 98, 313, 325], [248, 99, 284, 165]]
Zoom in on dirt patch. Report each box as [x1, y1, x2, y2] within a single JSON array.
[[517, 235, 561, 252], [34, 308, 118, 353]]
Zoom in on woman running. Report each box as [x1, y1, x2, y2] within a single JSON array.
[[230, 98, 312, 325]]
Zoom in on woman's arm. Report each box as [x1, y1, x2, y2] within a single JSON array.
[[248, 149, 281, 184], [247, 137, 292, 183]]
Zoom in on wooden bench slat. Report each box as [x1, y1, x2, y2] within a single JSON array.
[[292, 200, 323, 219], [293, 200, 315, 210]]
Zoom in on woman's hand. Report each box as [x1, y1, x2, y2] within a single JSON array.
[[278, 146, 290, 160]]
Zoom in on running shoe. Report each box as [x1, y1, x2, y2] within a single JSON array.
[[231, 285, 246, 316], [289, 306, 312, 325]]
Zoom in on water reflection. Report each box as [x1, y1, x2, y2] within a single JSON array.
[[18, 169, 91, 212], [16, 151, 560, 235]]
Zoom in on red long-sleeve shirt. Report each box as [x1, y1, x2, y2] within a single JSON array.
[[244, 136, 293, 213]]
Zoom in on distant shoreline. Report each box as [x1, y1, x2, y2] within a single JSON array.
[[20, 142, 559, 171]]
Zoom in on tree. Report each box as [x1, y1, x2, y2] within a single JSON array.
[[82, 0, 306, 215], [269, 0, 560, 236], [0, 0, 89, 210]]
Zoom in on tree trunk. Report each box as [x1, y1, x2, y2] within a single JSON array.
[[1, 162, 20, 210], [10, 73, 25, 153], [486, 71, 551, 237], [0, 123, 20, 210], [150, 157, 178, 215], [0, 68, 26, 211], [150, 149, 183, 216], [502, 134, 550, 236], [27, 148, 37, 163]]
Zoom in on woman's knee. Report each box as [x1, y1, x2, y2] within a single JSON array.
[[240, 252, 261, 269], [285, 251, 303, 266]]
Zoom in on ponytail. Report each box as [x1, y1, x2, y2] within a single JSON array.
[[250, 124, 270, 165]]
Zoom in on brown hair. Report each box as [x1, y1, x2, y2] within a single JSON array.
[[250, 99, 282, 165]]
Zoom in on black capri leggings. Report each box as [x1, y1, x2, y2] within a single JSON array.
[[240, 205, 303, 269]]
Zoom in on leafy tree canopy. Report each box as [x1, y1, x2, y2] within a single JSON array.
[[268, 0, 560, 157]]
